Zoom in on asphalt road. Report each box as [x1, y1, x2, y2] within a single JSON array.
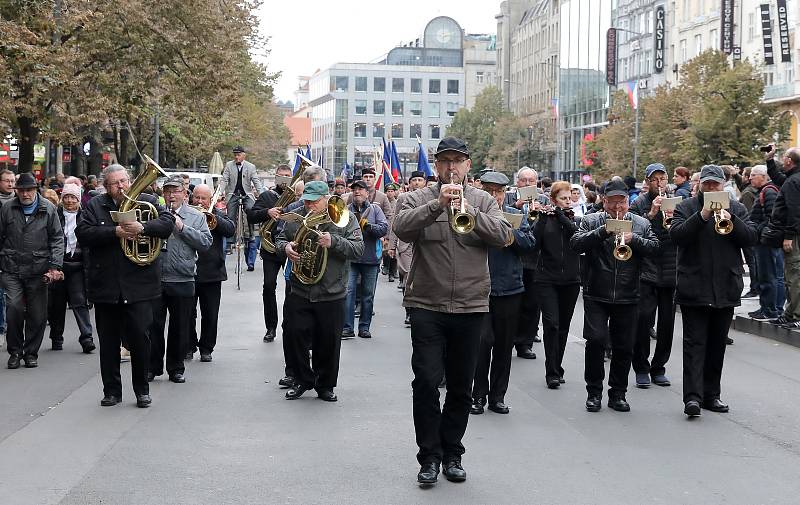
[[1, 257, 799, 505]]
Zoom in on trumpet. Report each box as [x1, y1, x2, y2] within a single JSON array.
[[658, 186, 675, 230], [448, 172, 475, 234], [610, 212, 632, 261], [710, 201, 733, 235]]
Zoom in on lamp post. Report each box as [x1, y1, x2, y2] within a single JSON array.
[[611, 26, 644, 179]]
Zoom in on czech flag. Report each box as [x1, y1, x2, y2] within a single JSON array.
[[390, 141, 402, 185], [624, 80, 639, 109]]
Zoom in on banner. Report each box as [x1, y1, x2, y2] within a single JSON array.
[[654, 6, 665, 73], [720, 0, 735, 55], [777, 0, 791, 62], [761, 4, 774, 65], [606, 28, 617, 86]]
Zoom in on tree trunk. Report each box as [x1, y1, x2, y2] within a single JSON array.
[[16, 116, 39, 173], [88, 137, 103, 175], [119, 125, 130, 167]]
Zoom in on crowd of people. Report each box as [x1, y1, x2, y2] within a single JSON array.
[[1, 137, 795, 486]]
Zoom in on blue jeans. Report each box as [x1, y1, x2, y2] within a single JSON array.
[[247, 236, 260, 268], [343, 263, 379, 333], [756, 245, 786, 317]]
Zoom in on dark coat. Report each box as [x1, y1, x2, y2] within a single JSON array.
[[76, 193, 175, 304], [768, 165, 800, 240], [674, 181, 692, 200], [349, 200, 388, 265], [570, 212, 659, 304], [669, 193, 757, 308], [0, 195, 64, 278], [196, 208, 235, 283], [629, 191, 677, 288], [489, 207, 535, 296], [247, 188, 284, 263], [749, 183, 780, 238], [532, 207, 581, 285]]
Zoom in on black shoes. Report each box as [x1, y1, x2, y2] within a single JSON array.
[[417, 462, 439, 484], [169, 373, 186, 383], [136, 394, 152, 408], [263, 328, 276, 343], [388, 276, 395, 283], [358, 330, 372, 339], [246, 265, 255, 271], [100, 395, 121, 407], [23, 355, 37, 368], [285, 384, 310, 400], [684, 400, 701, 417], [442, 459, 467, 482], [546, 378, 560, 389], [469, 398, 485, 415], [651, 374, 671, 387], [317, 388, 338, 402], [585, 395, 602, 412], [184, 351, 194, 360], [608, 396, 630, 412], [51, 340, 63, 351], [200, 353, 212, 362], [703, 398, 729, 413], [516, 347, 536, 359], [278, 376, 295, 388], [487, 402, 510, 414], [81, 340, 96, 354], [341, 330, 355, 340], [725, 337, 734, 345], [7, 354, 21, 369]]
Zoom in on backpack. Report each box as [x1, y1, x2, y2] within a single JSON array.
[[759, 184, 783, 247]]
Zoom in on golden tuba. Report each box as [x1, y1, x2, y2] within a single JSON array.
[[448, 172, 475, 234], [260, 154, 315, 253], [118, 154, 168, 266], [281, 195, 350, 284]]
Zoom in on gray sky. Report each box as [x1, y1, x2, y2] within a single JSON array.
[[256, 1, 500, 102]]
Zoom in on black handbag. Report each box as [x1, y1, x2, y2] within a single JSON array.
[[760, 222, 784, 248]]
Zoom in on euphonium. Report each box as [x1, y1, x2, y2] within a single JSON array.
[[118, 154, 168, 266], [260, 154, 314, 253], [711, 202, 733, 235], [448, 172, 475, 234], [288, 195, 350, 285]]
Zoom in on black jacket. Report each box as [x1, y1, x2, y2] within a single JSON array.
[[570, 212, 659, 304], [629, 192, 677, 288], [489, 207, 536, 296], [0, 195, 64, 278], [669, 193, 757, 308], [532, 208, 581, 285], [196, 208, 235, 283], [247, 188, 283, 262], [768, 164, 800, 240], [675, 181, 692, 200], [749, 183, 780, 238], [76, 193, 175, 304]]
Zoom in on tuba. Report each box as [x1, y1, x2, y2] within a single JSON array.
[[448, 172, 475, 234], [281, 195, 350, 284], [260, 154, 314, 253], [118, 154, 168, 266]]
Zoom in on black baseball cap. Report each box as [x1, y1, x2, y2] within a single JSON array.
[[434, 137, 470, 159], [410, 170, 425, 180], [232, 146, 246, 154], [605, 179, 629, 197], [350, 180, 368, 190]]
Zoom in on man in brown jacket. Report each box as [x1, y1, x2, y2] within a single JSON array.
[[393, 137, 512, 485]]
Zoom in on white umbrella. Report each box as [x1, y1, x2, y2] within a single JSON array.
[[208, 151, 224, 175]]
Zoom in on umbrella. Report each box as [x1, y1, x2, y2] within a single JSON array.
[[208, 151, 224, 175]]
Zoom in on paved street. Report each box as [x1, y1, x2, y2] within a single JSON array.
[[1, 256, 799, 505]]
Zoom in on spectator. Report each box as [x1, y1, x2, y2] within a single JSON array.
[[747, 166, 783, 321], [673, 167, 692, 199]]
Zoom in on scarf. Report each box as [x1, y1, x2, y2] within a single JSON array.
[[64, 210, 78, 255]]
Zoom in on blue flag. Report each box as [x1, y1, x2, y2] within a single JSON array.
[[305, 144, 312, 161], [418, 139, 434, 178], [291, 148, 302, 175]]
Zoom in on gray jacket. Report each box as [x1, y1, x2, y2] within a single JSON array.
[[0, 195, 64, 278], [220, 160, 263, 199], [161, 203, 212, 282]]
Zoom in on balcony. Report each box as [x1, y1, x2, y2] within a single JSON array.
[[763, 83, 797, 102]]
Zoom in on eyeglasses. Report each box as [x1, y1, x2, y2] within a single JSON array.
[[436, 158, 467, 167], [105, 178, 129, 187]]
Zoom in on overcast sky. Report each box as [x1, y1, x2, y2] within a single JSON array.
[[256, 1, 500, 102]]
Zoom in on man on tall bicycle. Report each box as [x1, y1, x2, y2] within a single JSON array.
[[220, 146, 263, 264]]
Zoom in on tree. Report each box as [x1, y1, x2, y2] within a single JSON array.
[[446, 86, 509, 172], [588, 90, 637, 181], [487, 116, 535, 175]]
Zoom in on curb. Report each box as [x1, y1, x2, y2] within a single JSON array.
[[732, 316, 800, 348]]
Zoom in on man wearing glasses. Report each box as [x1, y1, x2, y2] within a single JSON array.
[[393, 137, 513, 485]]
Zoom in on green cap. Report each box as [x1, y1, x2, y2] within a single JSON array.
[[300, 180, 329, 201]]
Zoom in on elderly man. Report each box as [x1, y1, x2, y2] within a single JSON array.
[[0, 169, 16, 346], [190, 184, 235, 362], [670, 165, 756, 416], [345, 168, 394, 223], [342, 180, 388, 339], [148, 175, 212, 383], [220, 146, 263, 260], [76, 164, 175, 407], [747, 166, 783, 321], [2, 173, 64, 369], [275, 181, 364, 402], [393, 137, 512, 484]]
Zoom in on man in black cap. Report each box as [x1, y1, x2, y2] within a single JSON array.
[[220, 146, 263, 265], [1, 173, 64, 369], [629, 163, 678, 388], [345, 167, 394, 224], [571, 178, 658, 413], [393, 136, 513, 484], [670, 165, 757, 417]]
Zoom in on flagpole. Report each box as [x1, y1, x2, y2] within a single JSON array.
[[633, 103, 640, 180]]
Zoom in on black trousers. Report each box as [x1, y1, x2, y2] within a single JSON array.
[[411, 308, 483, 465], [95, 301, 151, 398], [536, 282, 580, 381], [633, 283, 675, 377], [262, 259, 282, 331], [284, 292, 344, 389], [473, 294, 522, 403], [47, 266, 93, 344], [680, 305, 733, 404], [743, 246, 758, 292], [3, 274, 48, 358], [582, 299, 638, 397], [190, 281, 222, 355], [150, 283, 194, 376], [382, 254, 397, 278], [515, 268, 541, 350]]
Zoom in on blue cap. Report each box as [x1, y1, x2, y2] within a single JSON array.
[[300, 181, 329, 201], [645, 163, 667, 178]]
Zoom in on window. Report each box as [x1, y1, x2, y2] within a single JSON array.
[[748, 12, 755, 41], [411, 78, 422, 93], [710, 29, 718, 51], [392, 78, 404, 92], [410, 123, 422, 139], [331, 76, 348, 91], [355, 76, 367, 92], [646, 10, 653, 34], [391, 123, 403, 138], [694, 34, 703, 56], [392, 101, 404, 115], [430, 124, 441, 139], [447, 80, 459, 94], [680, 39, 687, 62], [355, 100, 367, 115], [476, 71, 484, 84], [645, 50, 652, 74], [410, 101, 422, 116], [446, 102, 459, 117], [428, 102, 440, 117], [373, 122, 385, 138], [429, 79, 441, 94], [354, 122, 367, 138], [374, 77, 385, 92], [763, 72, 774, 86], [373, 100, 385, 115]]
